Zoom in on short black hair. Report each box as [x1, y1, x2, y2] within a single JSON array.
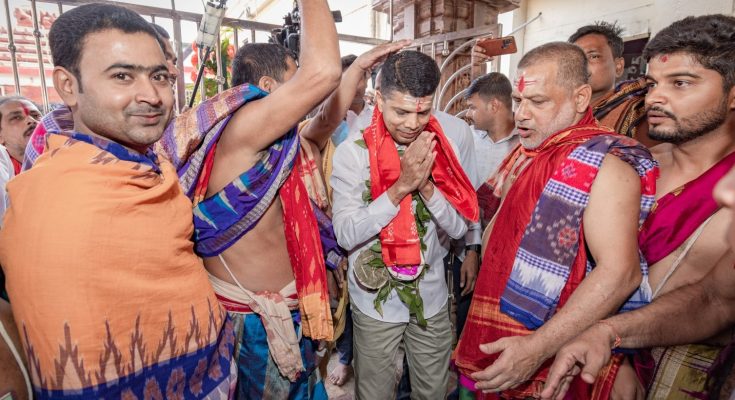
[[465, 72, 512, 109], [230, 43, 296, 88], [517, 42, 590, 91], [378, 51, 440, 98], [568, 21, 625, 58], [49, 3, 162, 89], [150, 23, 171, 40], [341, 55, 357, 71], [644, 14, 735, 92]]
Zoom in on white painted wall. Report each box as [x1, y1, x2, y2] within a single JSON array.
[[505, 0, 735, 78]]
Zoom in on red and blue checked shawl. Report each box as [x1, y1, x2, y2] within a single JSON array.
[[500, 133, 657, 329], [455, 110, 657, 399]]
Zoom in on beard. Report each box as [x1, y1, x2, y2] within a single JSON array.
[[648, 99, 728, 144], [519, 104, 578, 150]]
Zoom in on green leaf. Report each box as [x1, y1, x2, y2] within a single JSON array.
[[414, 286, 427, 326], [416, 308, 427, 327], [355, 139, 367, 148], [374, 299, 383, 316], [370, 241, 382, 253], [362, 189, 372, 204], [373, 282, 393, 316], [368, 258, 384, 268], [395, 285, 413, 306], [362, 180, 373, 204], [416, 199, 431, 222]]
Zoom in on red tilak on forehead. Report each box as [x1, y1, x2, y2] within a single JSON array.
[[21, 104, 30, 117], [518, 75, 526, 92], [660, 55, 668, 63]]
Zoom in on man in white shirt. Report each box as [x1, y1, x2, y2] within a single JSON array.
[[348, 77, 484, 314], [331, 50, 477, 399], [466, 72, 520, 182], [344, 75, 485, 386]]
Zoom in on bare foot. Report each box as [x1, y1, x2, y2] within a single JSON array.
[[328, 363, 353, 386]]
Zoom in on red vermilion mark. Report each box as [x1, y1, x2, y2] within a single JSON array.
[[416, 100, 421, 113], [518, 75, 526, 92], [21, 104, 30, 117], [660, 55, 668, 63]]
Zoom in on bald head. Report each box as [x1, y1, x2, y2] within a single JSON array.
[[518, 42, 590, 92]]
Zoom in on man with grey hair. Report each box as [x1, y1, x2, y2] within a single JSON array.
[[0, 96, 40, 176], [453, 42, 657, 399]]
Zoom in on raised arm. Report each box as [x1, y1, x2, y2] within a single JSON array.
[[224, 0, 341, 153], [300, 40, 411, 150]]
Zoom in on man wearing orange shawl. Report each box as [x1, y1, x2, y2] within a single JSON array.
[[331, 51, 478, 399], [0, 5, 237, 399], [453, 42, 657, 399]]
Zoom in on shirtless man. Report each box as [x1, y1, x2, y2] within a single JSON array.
[[543, 14, 735, 399], [174, 1, 342, 397], [622, 14, 735, 399]]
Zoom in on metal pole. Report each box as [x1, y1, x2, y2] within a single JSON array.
[[199, 46, 209, 103], [3, 0, 21, 95], [436, 64, 471, 110], [171, 0, 186, 111], [443, 88, 468, 113], [439, 39, 478, 75], [214, 31, 224, 93], [388, 0, 393, 41], [57, 1, 62, 14], [189, 47, 212, 108], [434, 12, 543, 109], [436, 11, 541, 77], [151, 14, 156, 23], [233, 27, 239, 47], [30, 0, 50, 112], [250, 29, 255, 44], [508, 12, 542, 36]]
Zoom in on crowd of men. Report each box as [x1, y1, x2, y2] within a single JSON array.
[[0, 1, 734, 399]]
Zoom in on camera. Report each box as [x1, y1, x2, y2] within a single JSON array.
[[270, 2, 342, 58]]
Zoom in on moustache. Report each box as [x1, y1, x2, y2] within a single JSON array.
[[24, 123, 36, 136], [126, 106, 164, 116], [646, 106, 677, 120]]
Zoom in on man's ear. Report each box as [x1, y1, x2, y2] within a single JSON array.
[[614, 57, 625, 79], [257, 76, 276, 93], [574, 84, 592, 113], [53, 66, 79, 108], [376, 90, 385, 113], [489, 98, 500, 113], [728, 85, 735, 111]]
